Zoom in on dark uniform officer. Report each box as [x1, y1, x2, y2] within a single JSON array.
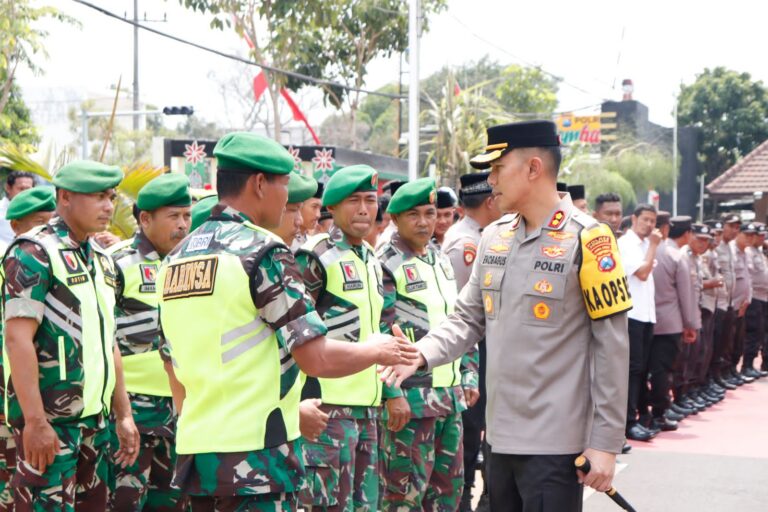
[[743, 223, 768, 378], [567, 185, 589, 214], [381, 121, 631, 511]]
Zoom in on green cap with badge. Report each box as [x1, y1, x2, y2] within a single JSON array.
[[387, 178, 436, 214], [137, 173, 192, 211], [213, 131, 294, 175], [322, 165, 379, 207], [189, 195, 219, 231], [6, 186, 56, 220], [288, 173, 318, 204], [52, 160, 123, 193]]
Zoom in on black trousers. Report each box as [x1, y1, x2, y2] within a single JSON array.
[[744, 299, 766, 367], [463, 341, 487, 489], [627, 319, 654, 426], [488, 452, 583, 512], [647, 333, 681, 416], [731, 314, 746, 368], [696, 309, 715, 385], [710, 307, 734, 377]]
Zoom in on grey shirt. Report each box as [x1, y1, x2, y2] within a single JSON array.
[[731, 241, 752, 309], [653, 239, 697, 335], [715, 240, 735, 310], [700, 249, 720, 313], [683, 246, 703, 330], [441, 215, 482, 292], [747, 246, 768, 302], [417, 195, 630, 455]]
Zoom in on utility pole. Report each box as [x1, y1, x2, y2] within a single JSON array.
[[133, 0, 139, 130], [672, 94, 678, 216], [407, 0, 420, 181]]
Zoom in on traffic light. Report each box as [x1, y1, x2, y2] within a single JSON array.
[[162, 106, 194, 116]]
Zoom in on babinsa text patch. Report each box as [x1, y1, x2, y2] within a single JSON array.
[[162, 257, 218, 300]]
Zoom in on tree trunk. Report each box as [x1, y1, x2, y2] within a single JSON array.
[[266, 75, 282, 143]]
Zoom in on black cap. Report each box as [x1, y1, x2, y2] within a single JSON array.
[[459, 172, 492, 198], [383, 180, 405, 195], [692, 223, 713, 238], [656, 211, 671, 228], [470, 120, 560, 169], [567, 184, 585, 201], [740, 222, 758, 233], [557, 182, 567, 193], [436, 187, 457, 209], [313, 181, 324, 199], [722, 213, 741, 224], [704, 219, 724, 231], [319, 206, 332, 221], [669, 215, 693, 238]]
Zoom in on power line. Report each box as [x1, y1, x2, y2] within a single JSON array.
[[447, 13, 612, 100], [71, 0, 406, 100]]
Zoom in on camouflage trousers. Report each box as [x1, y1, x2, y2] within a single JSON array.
[[188, 492, 296, 511], [11, 421, 109, 512], [298, 417, 378, 511], [380, 413, 464, 511], [108, 428, 186, 511], [0, 426, 16, 512]]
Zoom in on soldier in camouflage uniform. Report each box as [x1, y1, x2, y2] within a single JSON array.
[[157, 133, 417, 512], [0, 187, 58, 510], [376, 179, 479, 511], [295, 165, 389, 512], [2, 161, 139, 512], [107, 173, 192, 511]]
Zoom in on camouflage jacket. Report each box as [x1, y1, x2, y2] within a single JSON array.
[[2, 216, 115, 427], [378, 234, 478, 418], [112, 231, 175, 437], [159, 204, 326, 495]]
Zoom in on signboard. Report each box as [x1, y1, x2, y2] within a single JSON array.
[[555, 114, 602, 145]]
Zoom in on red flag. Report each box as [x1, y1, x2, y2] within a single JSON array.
[[253, 72, 269, 101], [454, 81, 462, 96], [280, 88, 321, 145]]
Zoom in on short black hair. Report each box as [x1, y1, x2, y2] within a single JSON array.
[[461, 192, 491, 210], [132, 203, 141, 223], [537, 146, 562, 176], [633, 203, 657, 217], [619, 215, 632, 232], [7, 171, 35, 187], [216, 170, 275, 199], [595, 193, 622, 211]]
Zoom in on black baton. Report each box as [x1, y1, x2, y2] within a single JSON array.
[[574, 455, 637, 512]]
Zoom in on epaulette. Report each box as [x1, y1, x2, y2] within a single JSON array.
[[571, 210, 600, 230]]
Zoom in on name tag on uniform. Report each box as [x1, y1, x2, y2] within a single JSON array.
[[341, 261, 364, 291], [188, 234, 213, 252], [403, 264, 427, 293], [139, 264, 157, 293]]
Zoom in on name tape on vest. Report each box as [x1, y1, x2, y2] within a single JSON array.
[[162, 257, 218, 300]]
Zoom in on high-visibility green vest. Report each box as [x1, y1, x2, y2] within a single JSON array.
[[301, 234, 384, 407], [3, 226, 117, 423], [158, 220, 301, 454], [109, 239, 170, 397], [382, 249, 461, 387]]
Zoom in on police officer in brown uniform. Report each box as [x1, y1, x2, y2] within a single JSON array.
[[381, 121, 631, 511]]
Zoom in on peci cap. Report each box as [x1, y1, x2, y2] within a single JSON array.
[[470, 121, 560, 169]]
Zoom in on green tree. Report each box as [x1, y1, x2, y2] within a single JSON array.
[[678, 67, 768, 182], [421, 57, 504, 102], [495, 64, 559, 117], [179, 0, 321, 142], [0, 83, 38, 149]]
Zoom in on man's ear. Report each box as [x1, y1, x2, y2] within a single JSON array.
[[527, 155, 545, 181]]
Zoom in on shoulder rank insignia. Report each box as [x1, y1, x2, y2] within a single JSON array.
[[463, 243, 477, 265], [547, 210, 566, 229]]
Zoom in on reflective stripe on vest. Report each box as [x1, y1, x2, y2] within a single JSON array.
[[303, 234, 384, 406], [110, 244, 169, 396], [158, 221, 300, 454], [4, 227, 117, 420], [391, 253, 461, 388]]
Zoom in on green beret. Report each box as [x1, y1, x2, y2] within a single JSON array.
[[190, 195, 218, 231], [6, 186, 56, 220], [52, 160, 123, 193], [288, 173, 318, 204], [387, 178, 436, 214], [322, 165, 379, 207], [213, 132, 294, 175], [137, 173, 192, 211]]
